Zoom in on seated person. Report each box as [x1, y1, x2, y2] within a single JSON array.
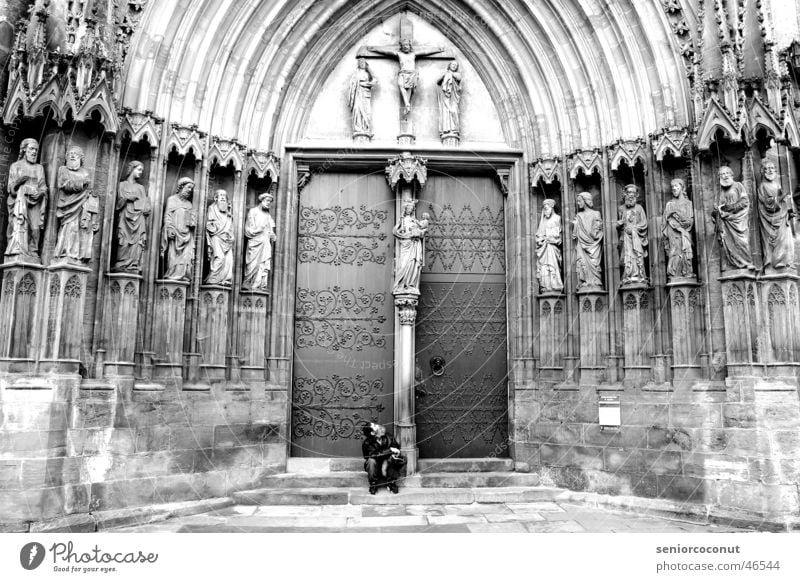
[[361, 422, 404, 494]]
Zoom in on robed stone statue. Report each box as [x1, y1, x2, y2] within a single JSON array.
[[113, 161, 151, 273], [662, 178, 694, 280], [161, 177, 197, 281], [535, 199, 563, 293], [243, 191, 277, 291], [617, 184, 648, 285], [392, 200, 429, 295], [204, 189, 234, 286], [572, 191, 604, 290], [5, 138, 48, 260], [348, 58, 377, 138], [54, 145, 98, 263], [757, 159, 795, 271], [712, 166, 754, 271], [437, 60, 462, 143]]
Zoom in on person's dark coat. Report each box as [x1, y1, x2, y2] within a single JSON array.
[[361, 425, 399, 463]]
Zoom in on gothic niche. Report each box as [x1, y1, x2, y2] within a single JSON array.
[[159, 149, 199, 281]]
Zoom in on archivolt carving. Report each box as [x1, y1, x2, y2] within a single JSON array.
[[650, 127, 691, 161], [298, 205, 388, 266]]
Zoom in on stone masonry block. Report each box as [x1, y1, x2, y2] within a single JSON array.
[[669, 403, 722, 429]]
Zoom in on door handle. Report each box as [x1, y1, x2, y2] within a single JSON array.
[[430, 356, 445, 376]]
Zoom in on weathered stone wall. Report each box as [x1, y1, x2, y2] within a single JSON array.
[[513, 378, 800, 521], [0, 378, 286, 526]]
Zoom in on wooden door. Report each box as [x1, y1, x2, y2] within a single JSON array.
[[415, 174, 509, 458], [291, 172, 395, 457]]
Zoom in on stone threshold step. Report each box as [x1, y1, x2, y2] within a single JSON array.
[[259, 471, 540, 489], [232, 486, 563, 506], [287, 457, 514, 474]]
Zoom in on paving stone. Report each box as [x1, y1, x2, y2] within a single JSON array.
[[524, 520, 587, 533], [225, 516, 349, 528], [405, 504, 446, 516], [442, 503, 512, 515], [362, 505, 409, 517], [30, 513, 96, 533], [212, 505, 258, 516], [418, 458, 513, 473], [252, 505, 322, 517], [346, 515, 428, 528], [233, 487, 349, 505], [473, 487, 560, 503], [427, 515, 488, 525], [506, 502, 564, 513], [466, 521, 527, 533], [317, 505, 363, 517], [485, 512, 545, 523], [351, 488, 474, 505]]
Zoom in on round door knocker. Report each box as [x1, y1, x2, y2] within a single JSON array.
[[430, 356, 445, 377]]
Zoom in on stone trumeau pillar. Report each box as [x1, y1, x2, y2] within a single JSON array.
[[386, 152, 428, 475]]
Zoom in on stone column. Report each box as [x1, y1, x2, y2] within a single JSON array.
[[386, 152, 427, 474], [577, 290, 608, 384], [102, 273, 142, 377], [620, 284, 654, 385], [38, 263, 92, 374], [394, 294, 418, 474], [667, 281, 704, 385], [151, 279, 190, 386]]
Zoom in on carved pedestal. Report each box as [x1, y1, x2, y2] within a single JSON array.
[[758, 273, 800, 376], [577, 290, 608, 384], [103, 273, 141, 377], [38, 263, 91, 373], [538, 293, 566, 383], [394, 293, 418, 474], [0, 261, 44, 370], [620, 285, 653, 385], [197, 285, 229, 384], [667, 281, 704, 385], [237, 290, 270, 382], [719, 272, 760, 376], [398, 114, 415, 146], [151, 280, 189, 383]]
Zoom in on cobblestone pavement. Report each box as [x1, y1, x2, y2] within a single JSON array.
[[110, 500, 753, 533]]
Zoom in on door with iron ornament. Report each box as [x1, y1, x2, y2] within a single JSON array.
[[291, 172, 395, 457], [415, 174, 509, 458]]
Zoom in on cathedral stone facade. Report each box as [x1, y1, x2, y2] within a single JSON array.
[[2, 0, 800, 529]]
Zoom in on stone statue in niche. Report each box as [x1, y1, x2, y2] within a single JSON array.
[[712, 166, 754, 271], [113, 161, 151, 273], [160, 177, 197, 281], [243, 190, 277, 291], [437, 60, 462, 144], [348, 58, 377, 140], [393, 200, 430, 295], [366, 39, 445, 116], [204, 189, 234, 286], [535, 199, 563, 293], [757, 159, 795, 271], [5, 138, 48, 261], [54, 145, 98, 263], [572, 191, 604, 290], [616, 184, 648, 285], [662, 177, 695, 280]]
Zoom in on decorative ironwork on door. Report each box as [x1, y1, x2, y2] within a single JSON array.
[[291, 173, 394, 457]]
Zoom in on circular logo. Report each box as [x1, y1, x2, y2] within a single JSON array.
[[20, 542, 46, 570]]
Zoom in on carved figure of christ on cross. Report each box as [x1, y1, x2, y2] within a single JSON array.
[[359, 13, 450, 117]]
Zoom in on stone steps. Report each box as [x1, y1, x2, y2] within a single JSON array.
[[258, 470, 540, 489], [286, 457, 515, 473], [232, 486, 563, 506]]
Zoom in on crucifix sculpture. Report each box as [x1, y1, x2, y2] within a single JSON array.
[[358, 12, 451, 144]]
